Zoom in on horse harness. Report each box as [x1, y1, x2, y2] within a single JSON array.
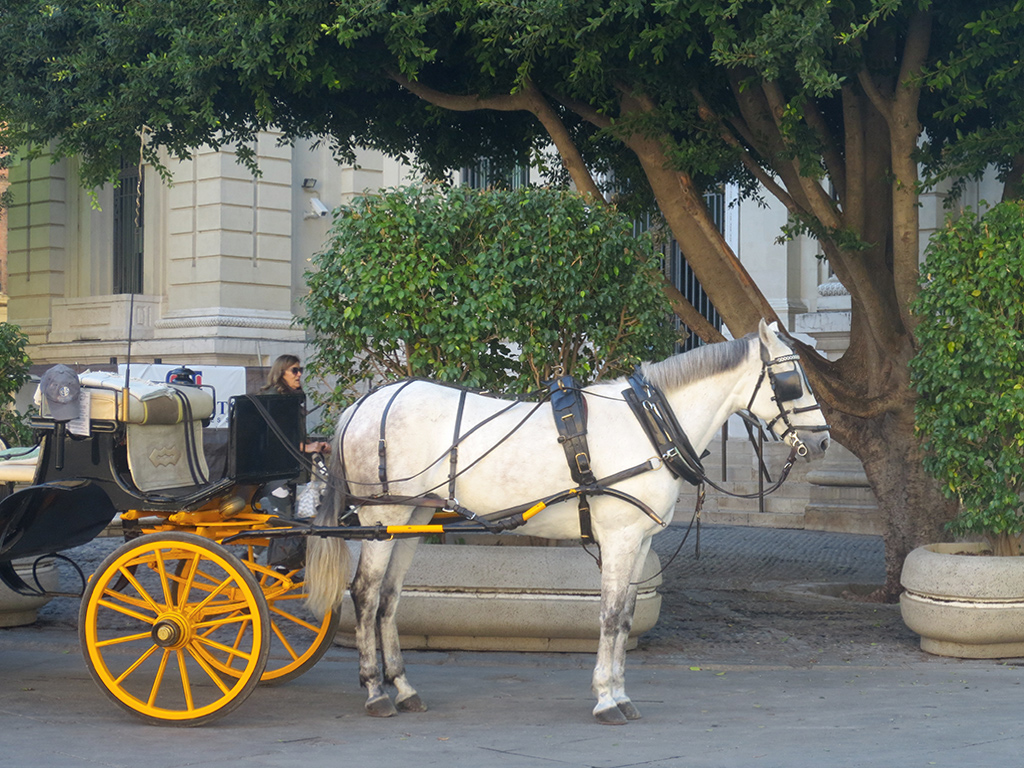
[[316, 345, 827, 544]]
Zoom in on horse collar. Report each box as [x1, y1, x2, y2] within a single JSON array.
[[623, 371, 706, 486]]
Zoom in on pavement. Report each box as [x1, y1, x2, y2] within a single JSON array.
[[2, 524, 1023, 768]]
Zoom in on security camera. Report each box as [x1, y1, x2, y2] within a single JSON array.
[[309, 197, 330, 218]]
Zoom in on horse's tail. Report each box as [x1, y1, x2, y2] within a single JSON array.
[[305, 408, 354, 618]]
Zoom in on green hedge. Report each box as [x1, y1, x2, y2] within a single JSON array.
[[303, 183, 677, 411], [912, 200, 1024, 552]]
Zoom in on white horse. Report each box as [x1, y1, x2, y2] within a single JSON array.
[[306, 320, 830, 725]]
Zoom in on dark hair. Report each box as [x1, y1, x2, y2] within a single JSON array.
[[263, 354, 302, 395]]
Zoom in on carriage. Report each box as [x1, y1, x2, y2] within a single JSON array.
[[0, 320, 830, 727], [0, 369, 340, 725]]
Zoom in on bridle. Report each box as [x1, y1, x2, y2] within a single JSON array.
[[746, 345, 830, 457]]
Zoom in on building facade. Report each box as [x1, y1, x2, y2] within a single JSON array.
[[5, 136, 413, 369]]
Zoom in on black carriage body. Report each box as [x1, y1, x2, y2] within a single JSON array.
[[0, 393, 304, 569]]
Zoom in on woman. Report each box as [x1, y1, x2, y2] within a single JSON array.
[[260, 355, 330, 453], [257, 354, 327, 570]]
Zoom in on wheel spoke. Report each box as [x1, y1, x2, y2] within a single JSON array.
[[176, 650, 195, 711], [185, 576, 239, 619], [147, 649, 171, 707], [269, 604, 320, 634], [186, 645, 233, 695], [94, 630, 153, 648], [153, 549, 177, 609], [94, 597, 158, 625], [117, 566, 163, 614], [193, 612, 256, 632], [174, 554, 201, 607], [113, 643, 160, 686], [193, 634, 258, 665], [270, 620, 299, 661]]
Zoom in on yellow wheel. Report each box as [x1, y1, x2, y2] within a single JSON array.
[[79, 533, 269, 726], [184, 543, 338, 685]]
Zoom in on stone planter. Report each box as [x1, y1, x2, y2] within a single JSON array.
[[335, 543, 663, 652], [900, 542, 1024, 658], [0, 557, 60, 628]]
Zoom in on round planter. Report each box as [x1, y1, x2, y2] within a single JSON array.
[[0, 557, 60, 628], [335, 543, 663, 652], [900, 542, 1024, 658]]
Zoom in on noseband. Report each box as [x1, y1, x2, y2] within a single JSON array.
[[747, 349, 830, 456]]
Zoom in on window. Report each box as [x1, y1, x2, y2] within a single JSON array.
[[460, 159, 529, 190], [113, 162, 144, 294], [634, 190, 725, 352]]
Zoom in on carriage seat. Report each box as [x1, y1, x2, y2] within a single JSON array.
[[35, 371, 215, 426], [35, 371, 215, 493], [0, 446, 41, 485]]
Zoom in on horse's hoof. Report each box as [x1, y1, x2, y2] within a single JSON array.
[[594, 705, 629, 726], [616, 700, 642, 721], [396, 694, 428, 713], [366, 695, 398, 718]]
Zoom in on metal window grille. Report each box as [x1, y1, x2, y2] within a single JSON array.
[[634, 190, 724, 352], [113, 163, 144, 294], [460, 159, 529, 190]]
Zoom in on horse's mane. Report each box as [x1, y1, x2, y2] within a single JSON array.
[[638, 334, 754, 392]]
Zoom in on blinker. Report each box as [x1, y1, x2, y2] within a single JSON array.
[[772, 369, 804, 402]]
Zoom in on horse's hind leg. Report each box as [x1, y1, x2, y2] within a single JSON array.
[[351, 537, 398, 716], [376, 508, 432, 713], [350, 506, 432, 717]]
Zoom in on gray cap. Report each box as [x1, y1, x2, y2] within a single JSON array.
[[40, 364, 81, 422]]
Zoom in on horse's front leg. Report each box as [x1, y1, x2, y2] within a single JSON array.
[[591, 534, 653, 725], [351, 538, 399, 717]]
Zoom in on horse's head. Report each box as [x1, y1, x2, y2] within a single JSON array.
[[748, 319, 831, 459]]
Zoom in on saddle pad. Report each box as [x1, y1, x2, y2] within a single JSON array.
[[126, 421, 210, 492]]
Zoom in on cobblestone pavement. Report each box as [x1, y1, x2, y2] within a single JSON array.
[[642, 524, 919, 666]]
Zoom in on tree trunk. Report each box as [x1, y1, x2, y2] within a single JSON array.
[[838, 400, 959, 601]]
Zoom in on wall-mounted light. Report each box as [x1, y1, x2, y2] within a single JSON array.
[[301, 178, 318, 190]]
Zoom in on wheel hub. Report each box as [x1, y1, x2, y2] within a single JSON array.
[[152, 615, 189, 649]]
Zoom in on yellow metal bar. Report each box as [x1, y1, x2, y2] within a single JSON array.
[[387, 500, 549, 537]]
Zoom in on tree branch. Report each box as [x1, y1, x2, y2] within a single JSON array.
[[692, 87, 800, 212], [389, 72, 604, 200], [802, 97, 846, 204], [889, 11, 932, 338], [760, 80, 842, 230]]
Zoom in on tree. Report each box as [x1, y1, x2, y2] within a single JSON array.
[[0, 323, 33, 447], [2, 0, 1020, 597], [303, 183, 677, 407]]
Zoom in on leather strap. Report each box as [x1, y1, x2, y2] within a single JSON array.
[[623, 371, 705, 486], [377, 379, 416, 493], [446, 389, 468, 510], [548, 376, 597, 542]]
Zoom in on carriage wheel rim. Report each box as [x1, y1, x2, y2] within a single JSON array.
[[80, 534, 269, 724]]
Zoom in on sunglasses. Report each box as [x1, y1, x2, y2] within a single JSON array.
[[288, 366, 303, 375]]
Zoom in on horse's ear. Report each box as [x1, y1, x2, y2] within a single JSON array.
[[758, 318, 773, 345]]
